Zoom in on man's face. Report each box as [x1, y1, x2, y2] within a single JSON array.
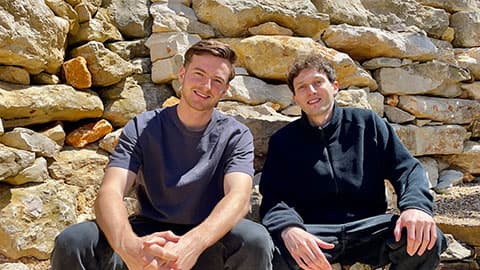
[[292, 67, 339, 121], [178, 54, 231, 112]]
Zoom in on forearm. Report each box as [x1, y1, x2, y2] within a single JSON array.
[[94, 167, 138, 252], [185, 172, 251, 250]]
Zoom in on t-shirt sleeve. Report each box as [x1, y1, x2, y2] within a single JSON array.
[[107, 117, 143, 174], [224, 126, 255, 177]]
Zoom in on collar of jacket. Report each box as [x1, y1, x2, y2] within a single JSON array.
[[299, 102, 343, 141]]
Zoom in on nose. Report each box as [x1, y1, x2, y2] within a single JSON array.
[[200, 77, 212, 89], [307, 84, 317, 94]]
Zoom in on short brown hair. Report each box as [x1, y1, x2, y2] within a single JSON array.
[[287, 55, 336, 93], [184, 40, 237, 82]]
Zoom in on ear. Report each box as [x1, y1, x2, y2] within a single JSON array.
[[332, 80, 339, 97], [178, 66, 186, 84]]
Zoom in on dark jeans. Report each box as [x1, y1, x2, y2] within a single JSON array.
[[51, 216, 274, 270], [273, 214, 448, 270]]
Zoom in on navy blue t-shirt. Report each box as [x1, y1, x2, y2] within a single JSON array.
[[108, 105, 254, 225]]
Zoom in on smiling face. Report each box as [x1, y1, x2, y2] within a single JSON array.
[[292, 67, 339, 126], [178, 54, 232, 113]]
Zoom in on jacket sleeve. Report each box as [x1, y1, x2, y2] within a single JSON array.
[[259, 134, 306, 238], [377, 116, 434, 216]]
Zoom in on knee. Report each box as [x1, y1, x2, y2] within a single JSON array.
[[239, 220, 274, 253], [54, 221, 99, 254]]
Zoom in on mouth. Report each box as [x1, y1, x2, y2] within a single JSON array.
[[193, 90, 210, 99], [307, 98, 321, 105]]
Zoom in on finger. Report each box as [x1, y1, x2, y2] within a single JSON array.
[[143, 243, 178, 261], [154, 231, 181, 242], [393, 218, 403, 242], [406, 224, 418, 256], [417, 223, 431, 256], [302, 241, 322, 269], [427, 225, 438, 250], [315, 238, 335, 250]]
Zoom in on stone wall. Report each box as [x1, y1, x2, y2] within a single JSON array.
[[0, 0, 480, 269]]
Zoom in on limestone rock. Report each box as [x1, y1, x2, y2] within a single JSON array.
[[362, 57, 412, 70], [44, 0, 79, 34], [99, 128, 123, 154], [163, 96, 180, 107], [0, 127, 61, 158], [75, 3, 92, 23], [151, 55, 184, 83], [107, 39, 150, 60], [192, 0, 329, 38], [366, 92, 385, 117], [0, 66, 30, 85], [335, 89, 372, 110], [0, 144, 35, 182], [418, 156, 439, 188], [0, 119, 3, 136], [0, 180, 78, 259], [456, 48, 480, 80], [384, 105, 415, 124], [418, 0, 478, 13], [4, 157, 49, 186], [451, 11, 480, 48], [70, 41, 136, 87], [31, 73, 60, 85], [221, 36, 377, 90], [146, 32, 201, 62], [40, 122, 66, 146], [218, 101, 295, 170], [248, 22, 294, 36], [441, 234, 473, 261], [438, 141, 480, 174], [385, 95, 399, 106], [435, 169, 464, 192], [48, 145, 109, 189], [323, 24, 438, 62], [362, 0, 450, 39], [375, 61, 471, 97], [66, 119, 113, 148], [62, 56, 92, 89], [69, 8, 123, 45], [393, 124, 466, 156], [103, 0, 151, 38], [0, 0, 69, 74], [130, 57, 152, 74], [461, 82, 480, 101], [0, 82, 103, 128], [150, 1, 214, 38], [101, 76, 147, 127], [225, 76, 293, 109], [0, 263, 30, 270], [311, 0, 370, 26], [398, 95, 480, 124]]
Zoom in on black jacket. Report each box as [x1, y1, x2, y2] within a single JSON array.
[[259, 103, 433, 236]]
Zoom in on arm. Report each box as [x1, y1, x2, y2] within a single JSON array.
[[95, 167, 179, 270], [145, 172, 252, 270], [378, 119, 437, 256]]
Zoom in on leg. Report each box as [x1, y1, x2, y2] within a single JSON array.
[[196, 219, 274, 270], [50, 221, 126, 270]]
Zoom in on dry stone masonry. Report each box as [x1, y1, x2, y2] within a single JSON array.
[[0, 0, 480, 269]]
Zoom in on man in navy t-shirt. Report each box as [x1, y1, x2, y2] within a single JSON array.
[[52, 40, 273, 270]]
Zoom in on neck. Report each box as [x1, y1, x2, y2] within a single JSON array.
[[307, 106, 334, 128], [176, 101, 213, 131]]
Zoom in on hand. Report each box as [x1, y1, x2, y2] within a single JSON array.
[[281, 227, 335, 270], [116, 231, 180, 270], [144, 232, 205, 270], [394, 209, 437, 256]]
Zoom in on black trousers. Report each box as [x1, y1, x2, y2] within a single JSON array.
[[51, 216, 274, 270], [273, 214, 447, 270]]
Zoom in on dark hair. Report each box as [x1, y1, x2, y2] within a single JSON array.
[[184, 40, 237, 81], [287, 55, 336, 93]]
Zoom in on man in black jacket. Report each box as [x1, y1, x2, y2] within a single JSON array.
[[260, 55, 447, 270]]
